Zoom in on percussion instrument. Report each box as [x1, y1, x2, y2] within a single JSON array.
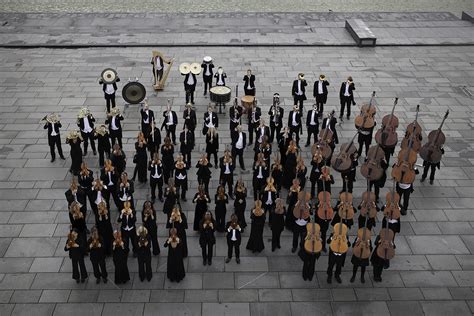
[[122, 81, 146, 104], [375, 97, 399, 148], [419, 110, 449, 164], [241, 95, 255, 113], [210, 86, 231, 104], [190, 63, 201, 75], [179, 63, 191, 75], [203, 56, 212, 63], [101, 68, 118, 84]]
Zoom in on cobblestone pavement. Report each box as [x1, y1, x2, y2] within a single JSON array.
[[0, 46, 473, 315]]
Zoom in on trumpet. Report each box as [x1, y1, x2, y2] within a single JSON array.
[[40, 113, 60, 124]]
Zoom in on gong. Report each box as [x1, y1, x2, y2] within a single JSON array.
[[122, 81, 146, 104]]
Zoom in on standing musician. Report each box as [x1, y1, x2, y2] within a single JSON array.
[[341, 154, 358, 193], [174, 154, 188, 201], [219, 150, 235, 199], [225, 214, 242, 264], [421, 148, 444, 185], [253, 153, 269, 201], [196, 154, 212, 195], [65, 179, 87, 218], [199, 211, 216, 266], [201, 56, 214, 96], [105, 107, 124, 149], [183, 70, 197, 105], [271, 156, 283, 193], [205, 127, 219, 168], [94, 125, 111, 168], [77, 108, 97, 156], [183, 103, 197, 142], [268, 93, 284, 143], [118, 201, 138, 256], [147, 120, 162, 156], [101, 159, 120, 210], [292, 73, 307, 111], [309, 152, 323, 198], [140, 102, 155, 137], [179, 126, 194, 168], [313, 74, 330, 117], [214, 67, 227, 87], [149, 153, 164, 203], [339, 76, 356, 121], [161, 105, 178, 145], [358, 124, 376, 158], [243, 69, 256, 96], [255, 135, 272, 165], [278, 127, 291, 167], [326, 232, 349, 284], [248, 103, 261, 146], [292, 197, 310, 253], [263, 177, 277, 223], [396, 177, 417, 216], [231, 125, 247, 170], [151, 53, 170, 85], [288, 105, 302, 145], [118, 172, 135, 211], [321, 110, 339, 153], [43, 114, 65, 162], [229, 99, 243, 134], [203, 105, 218, 136], [305, 104, 319, 147], [255, 119, 270, 150], [99, 75, 120, 113]]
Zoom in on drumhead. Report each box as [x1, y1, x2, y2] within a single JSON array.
[[241, 95, 255, 102], [210, 86, 231, 94]]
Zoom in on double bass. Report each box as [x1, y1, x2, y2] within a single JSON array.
[[360, 144, 385, 181], [392, 105, 420, 184], [375, 97, 399, 148], [315, 111, 335, 160], [304, 199, 323, 254], [419, 110, 449, 164], [331, 132, 357, 173], [354, 91, 376, 129], [401, 105, 423, 152]]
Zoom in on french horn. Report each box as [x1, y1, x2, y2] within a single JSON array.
[[40, 113, 60, 124]]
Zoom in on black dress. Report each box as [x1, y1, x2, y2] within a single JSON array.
[[110, 152, 126, 176], [164, 240, 186, 282], [193, 193, 209, 231], [285, 190, 298, 230], [271, 211, 285, 250], [163, 189, 178, 217], [137, 237, 153, 281], [68, 139, 83, 176], [296, 166, 308, 189], [234, 189, 247, 229], [142, 210, 160, 255], [161, 145, 174, 184], [134, 142, 148, 183], [64, 243, 88, 281], [113, 245, 130, 284], [196, 162, 212, 193], [166, 213, 188, 258], [88, 237, 107, 281], [246, 212, 266, 253], [199, 218, 216, 262], [299, 249, 320, 281], [283, 152, 297, 188], [215, 194, 229, 232], [95, 213, 114, 256]]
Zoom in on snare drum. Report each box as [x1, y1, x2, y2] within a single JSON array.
[[241, 95, 255, 113], [210, 86, 231, 104]]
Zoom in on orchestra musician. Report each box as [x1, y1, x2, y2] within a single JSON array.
[[243, 69, 256, 96], [183, 103, 197, 141], [229, 99, 243, 133], [288, 105, 302, 145], [305, 104, 319, 147], [179, 126, 194, 168], [231, 125, 247, 170], [99, 75, 120, 113], [313, 74, 329, 117], [105, 107, 124, 149], [43, 114, 65, 162], [201, 56, 214, 96], [292, 73, 307, 111], [214, 66, 227, 87], [219, 149, 235, 199], [183, 71, 197, 104], [268, 93, 284, 143], [161, 105, 178, 145], [248, 103, 261, 146], [339, 76, 356, 121], [140, 102, 155, 137], [203, 105, 218, 136]]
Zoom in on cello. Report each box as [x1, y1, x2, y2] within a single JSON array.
[[338, 178, 355, 221], [329, 214, 349, 254], [304, 199, 323, 254], [384, 180, 401, 220], [391, 105, 420, 184], [376, 223, 395, 260], [293, 191, 311, 221], [354, 91, 376, 129], [419, 110, 449, 164], [375, 97, 399, 148], [360, 180, 378, 219], [360, 144, 385, 181], [317, 172, 334, 221], [353, 223, 372, 260]]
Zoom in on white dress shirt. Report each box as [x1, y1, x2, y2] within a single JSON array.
[[50, 123, 57, 136], [297, 80, 302, 95], [105, 84, 115, 95], [318, 80, 324, 94], [292, 112, 298, 126], [310, 111, 316, 125], [111, 117, 118, 130], [224, 163, 231, 174], [187, 74, 195, 85], [95, 190, 103, 205], [167, 111, 173, 125], [82, 117, 93, 133], [344, 82, 350, 97], [143, 110, 149, 124], [236, 133, 243, 149]]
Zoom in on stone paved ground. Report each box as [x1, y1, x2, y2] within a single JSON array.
[[0, 45, 473, 316]]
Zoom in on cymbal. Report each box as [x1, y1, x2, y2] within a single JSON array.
[[190, 63, 201, 75], [179, 63, 191, 75]]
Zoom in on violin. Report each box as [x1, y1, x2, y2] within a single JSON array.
[[331, 132, 358, 173], [376, 226, 395, 260], [354, 91, 376, 129], [317, 176, 333, 220], [316, 111, 335, 159], [360, 145, 385, 181], [338, 178, 354, 220], [384, 181, 401, 220], [304, 200, 322, 254], [375, 97, 399, 148], [329, 215, 349, 254], [353, 226, 372, 259], [392, 105, 421, 184], [419, 110, 449, 164], [293, 191, 311, 220]]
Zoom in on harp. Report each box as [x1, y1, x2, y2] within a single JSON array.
[[152, 50, 174, 91]]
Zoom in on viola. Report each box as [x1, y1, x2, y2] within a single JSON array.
[[331, 132, 357, 173], [353, 226, 372, 259], [375, 97, 399, 148], [317, 176, 333, 220], [376, 226, 395, 260], [304, 200, 322, 254], [360, 145, 385, 181], [419, 110, 449, 164], [293, 191, 311, 220], [338, 178, 354, 220], [354, 91, 376, 129]]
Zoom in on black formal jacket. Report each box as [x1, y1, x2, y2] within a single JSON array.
[[183, 108, 197, 130], [255, 126, 271, 142], [201, 63, 214, 78], [339, 81, 356, 100], [204, 112, 219, 128], [118, 210, 137, 230], [229, 105, 243, 123], [44, 122, 61, 139], [147, 127, 162, 148], [89, 187, 111, 208], [306, 109, 320, 127], [78, 116, 95, 132], [179, 130, 194, 153], [105, 115, 124, 132], [243, 74, 256, 90], [101, 169, 118, 188], [184, 73, 197, 89], [65, 188, 87, 208], [288, 110, 302, 127], [248, 107, 262, 125], [162, 111, 178, 126], [149, 161, 164, 179], [219, 157, 235, 178], [140, 109, 155, 125], [225, 221, 242, 245], [321, 117, 339, 144], [292, 79, 307, 99], [268, 106, 284, 127], [214, 73, 227, 86], [313, 80, 330, 96], [231, 132, 247, 149], [101, 81, 119, 94]]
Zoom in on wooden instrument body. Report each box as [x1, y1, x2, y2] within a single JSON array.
[[375, 98, 399, 148], [353, 227, 372, 259], [381, 113, 399, 129], [376, 228, 395, 260], [293, 191, 311, 219], [304, 222, 322, 254], [330, 223, 349, 253], [331, 142, 357, 173], [338, 192, 354, 220], [401, 135, 421, 152], [317, 191, 333, 220], [360, 145, 385, 181], [360, 191, 377, 218], [384, 191, 401, 220], [355, 114, 375, 129], [419, 129, 446, 163], [316, 129, 334, 159]]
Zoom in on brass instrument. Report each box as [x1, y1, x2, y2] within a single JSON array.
[[40, 113, 60, 124], [94, 124, 109, 137], [77, 107, 91, 120], [100, 68, 118, 84], [65, 130, 83, 142], [108, 107, 121, 117]]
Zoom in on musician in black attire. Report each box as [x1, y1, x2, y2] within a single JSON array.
[[196, 154, 212, 195], [321, 111, 339, 156], [339, 76, 356, 121], [142, 201, 160, 256], [110, 144, 126, 176], [326, 233, 349, 284], [291, 73, 307, 111], [147, 121, 162, 156], [229, 101, 243, 133], [205, 128, 219, 168], [369, 159, 388, 203], [161, 137, 175, 185], [316, 167, 335, 253], [252, 153, 268, 201], [231, 125, 246, 170], [203, 106, 218, 136], [88, 228, 108, 284], [219, 150, 235, 198], [305, 104, 319, 147], [105, 110, 124, 149], [118, 201, 138, 256], [313, 74, 330, 117], [164, 228, 186, 282], [341, 155, 358, 194], [243, 69, 256, 96], [271, 198, 285, 251], [357, 125, 376, 158], [65, 180, 87, 218], [371, 235, 389, 282], [225, 214, 242, 264], [183, 103, 197, 141], [151, 54, 165, 85], [99, 76, 120, 113], [43, 116, 65, 162], [201, 58, 214, 95], [288, 105, 302, 145], [268, 93, 284, 143], [184, 72, 197, 104], [77, 111, 96, 156], [149, 153, 164, 202], [174, 155, 188, 201], [162, 106, 178, 145], [140, 103, 155, 137], [199, 211, 216, 265], [136, 226, 153, 282], [118, 172, 135, 211], [179, 126, 194, 168], [420, 148, 444, 185], [101, 159, 119, 210], [65, 230, 88, 283], [309, 157, 323, 198], [248, 104, 261, 146], [93, 125, 111, 168], [214, 67, 227, 86], [254, 120, 270, 150]]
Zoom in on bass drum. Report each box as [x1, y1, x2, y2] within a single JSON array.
[[210, 86, 231, 104], [122, 81, 146, 104]]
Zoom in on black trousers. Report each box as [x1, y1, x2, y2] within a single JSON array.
[[215, 210, 226, 232], [81, 131, 96, 153], [358, 134, 372, 157], [292, 224, 307, 249], [289, 126, 300, 144], [121, 228, 138, 254], [248, 123, 256, 144], [105, 93, 116, 113], [244, 88, 255, 96], [198, 177, 210, 195], [383, 147, 395, 165], [302, 254, 317, 281], [138, 256, 152, 281], [206, 152, 218, 166], [272, 228, 282, 250], [72, 257, 88, 280], [306, 125, 318, 145], [48, 135, 64, 160], [181, 150, 191, 168], [186, 89, 195, 104], [201, 243, 213, 261], [91, 258, 107, 279], [340, 96, 352, 119], [149, 229, 160, 255], [153, 68, 164, 84], [315, 94, 327, 114], [369, 181, 380, 201], [203, 76, 212, 94], [232, 147, 245, 169], [150, 177, 163, 200], [110, 130, 122, 149], [269, 122, 281, 143], [227, 240, 240, 258], [293, 96, 305, 112], [98, 147, 110, 167], [176, 180, 187, 199], [165, 125, 177, 144], [221, 175, 233, 196], [352, 264, 366, 277], [341, 175, 354, 193], [373, 263, 384, 279], [396, 184, 412, 211], [327, 253, 343, 277], [422, 163, 437, 181]]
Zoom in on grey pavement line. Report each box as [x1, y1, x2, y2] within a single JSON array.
[[238, 272, 268, 289]]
